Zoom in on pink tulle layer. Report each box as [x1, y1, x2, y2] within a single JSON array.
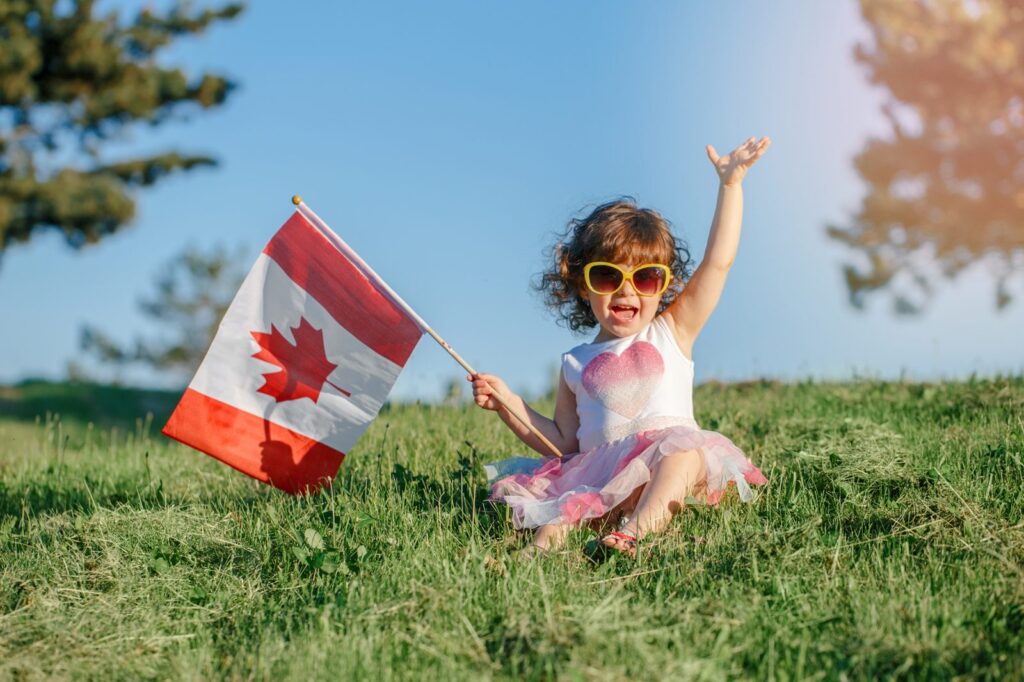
[[484, 425, 768, 530]]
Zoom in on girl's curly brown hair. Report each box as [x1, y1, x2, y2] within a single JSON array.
[[536, 197, 693, 332]]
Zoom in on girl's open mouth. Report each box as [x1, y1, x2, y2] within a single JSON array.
[[610, 304, 638, 322]]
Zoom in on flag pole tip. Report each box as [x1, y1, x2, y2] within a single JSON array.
[[291, 195, 302, 206]]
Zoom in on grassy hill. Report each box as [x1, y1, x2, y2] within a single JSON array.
[[1, 377, 1022, 679], [0, 379, 180, 428]]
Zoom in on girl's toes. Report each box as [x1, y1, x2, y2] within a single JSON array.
[[600, 532, 637, 558], [612, 537, 637, 558]]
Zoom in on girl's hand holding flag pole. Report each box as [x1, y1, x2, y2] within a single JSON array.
[[162, 197, 562, 495]]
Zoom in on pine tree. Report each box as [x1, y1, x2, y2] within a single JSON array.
[[829, 0, 1024, 313], [0, 0, 243, 260]]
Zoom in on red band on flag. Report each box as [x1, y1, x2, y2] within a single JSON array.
[[263, 213, 420, 366], [162, 388, 345, 495]]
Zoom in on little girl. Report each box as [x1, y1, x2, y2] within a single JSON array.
[[471, 136, 771, 558]]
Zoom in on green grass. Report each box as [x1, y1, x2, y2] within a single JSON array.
[[1, 377, 1022, 680]]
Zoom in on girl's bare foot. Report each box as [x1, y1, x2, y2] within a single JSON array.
[[520, 522, 570, 558], [516, 543, 551, 560]]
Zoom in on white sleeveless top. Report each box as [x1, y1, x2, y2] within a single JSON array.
[[562, 315, 699, 452]]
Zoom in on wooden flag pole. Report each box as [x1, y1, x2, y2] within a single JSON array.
[[292, 196, 565, 459]]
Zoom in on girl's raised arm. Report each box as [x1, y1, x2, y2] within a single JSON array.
[[664, 136, 770, 352]]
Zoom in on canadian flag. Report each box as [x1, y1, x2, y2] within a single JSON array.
[[162, 210, 423, 494]]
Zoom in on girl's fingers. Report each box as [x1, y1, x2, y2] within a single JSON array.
[[469, 374, 502, 410], [750, 139, 771, 161], [739, 136, 768, 154], [476, 372, 500, 386], [706, 145, 719, 163], [472, 373, 496, 388]]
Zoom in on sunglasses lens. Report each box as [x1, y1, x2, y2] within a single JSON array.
[[588, 265, 623, 294], [632, 266, 667, 295]]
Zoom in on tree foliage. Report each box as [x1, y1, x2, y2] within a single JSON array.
[[829, 0, 1024, 313], [81, 244, 245, 378], [0, 0, 243, 258]]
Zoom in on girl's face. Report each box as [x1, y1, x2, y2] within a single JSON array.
[[582, 261, 664, 341]]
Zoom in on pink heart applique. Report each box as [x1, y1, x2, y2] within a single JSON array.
[[581, 341, 664, 418]]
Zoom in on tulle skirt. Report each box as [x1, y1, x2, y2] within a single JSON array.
[[484, 425, 768, 530]]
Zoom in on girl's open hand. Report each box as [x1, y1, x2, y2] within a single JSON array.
[[469, 372, 511, 412], [706, 136, 771, 187]]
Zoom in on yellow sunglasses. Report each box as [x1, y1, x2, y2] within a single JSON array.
[[583, 262, 672, 297]]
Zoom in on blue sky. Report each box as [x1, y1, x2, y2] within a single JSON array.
[[2, 1, 1021, 400]]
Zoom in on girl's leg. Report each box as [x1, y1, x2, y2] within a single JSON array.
[[604, 448, 706, 553], [587, 485, 643, 536]]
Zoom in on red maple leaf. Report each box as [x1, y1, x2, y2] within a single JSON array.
[[251, 318, 349, 403]]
